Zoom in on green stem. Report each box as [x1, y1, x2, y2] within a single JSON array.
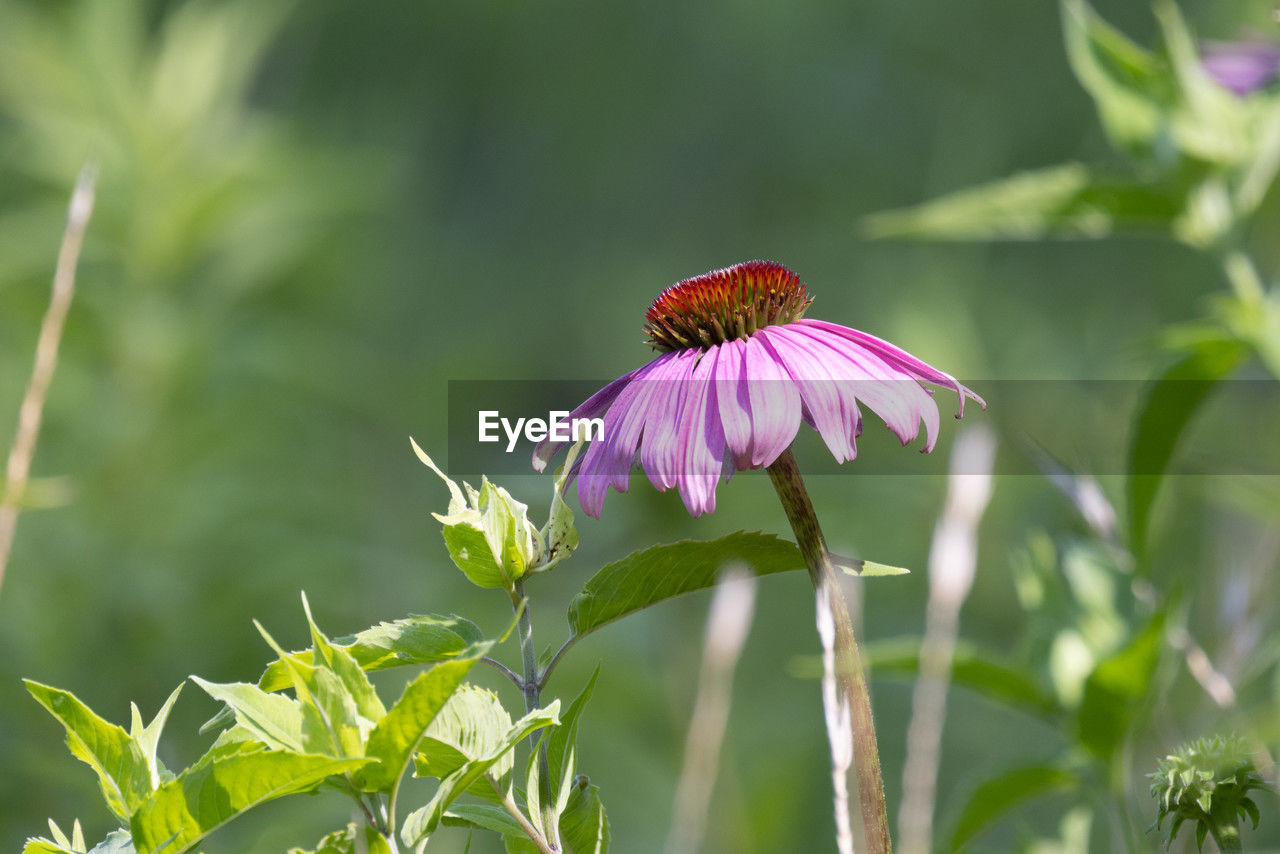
[[1209, 802, 1245, 853], [766, 449, 893, 854], [512, 580, 561, 852]]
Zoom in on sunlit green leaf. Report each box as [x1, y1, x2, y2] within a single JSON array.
[[259, 614, 485, 691], [25, 681, 152, 822], [362, 656, 481, 794], [560, 778, 610, 854], [24, 829, 136, 854], [130, 752, 370, 854], [548, 668, 599, 818], [131, 685, 183, 789], [401, 702, 561, 848], [288, 823, 390, 854], [567, 532, 803, 636], [442, 804, 527, 837], [190, 677, 306, 753], [949, 764, 1079, 851], [301, 593, 386, 722], [255, 621, 364, 759], [414, 684, 515, 802]]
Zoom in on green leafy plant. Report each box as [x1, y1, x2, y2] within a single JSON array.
[[23, 436, 914, 853], [1150, 734, 1274, 851]]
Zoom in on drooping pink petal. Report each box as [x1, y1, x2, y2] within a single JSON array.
[[793, 318, 984, 417], [712, 340, 753, 468], [758, 326, 860, 463], [639, 348, 700, 492], [675, 352, 726, 516], [740, 334, 802, 468], [532, 365, 643, 473], [787, 323, 941, 451]]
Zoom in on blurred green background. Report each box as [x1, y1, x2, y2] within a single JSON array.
[[3, 0, 1279, 851]]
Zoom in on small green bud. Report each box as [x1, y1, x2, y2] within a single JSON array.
[[412, 438, 580, 589], [1148, 734, 1273, 850], [413, 439, 542, 589]]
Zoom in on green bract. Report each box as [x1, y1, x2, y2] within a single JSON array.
[[413, 438, 577, 589], [1149, 734, 1273, 850]]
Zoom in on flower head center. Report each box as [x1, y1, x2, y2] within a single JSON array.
[[643, 260, 814, 351]]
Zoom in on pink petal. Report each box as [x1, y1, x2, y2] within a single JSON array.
[[787, 323, 941, 451], [740, 335, 803, 468], [532, 364, 642, 472], [758, 326, 860, 463], [712, 340, 753, 468], [639, 348, 700, 492], [675, 352, 726, 517], [793, 318, 985, 417]]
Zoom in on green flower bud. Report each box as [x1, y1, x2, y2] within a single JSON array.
[[413, 439, 543, 590]]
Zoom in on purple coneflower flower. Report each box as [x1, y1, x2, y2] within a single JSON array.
[[532, 260, 983, 518], [1201, 40, 1280, 97]]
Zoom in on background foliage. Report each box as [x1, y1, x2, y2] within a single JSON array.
[[3, 0, 1279, 851]]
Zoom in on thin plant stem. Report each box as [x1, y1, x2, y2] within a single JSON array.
[[663, 568, 757, 854], [0, 165, 96, 597], [493, 785, 558, 854], [766, 448, 892, 854], [1209, 802, 1245, 853], [512, 580, 560, 852], [538, 634, 580, 692], [481, 656, 525, 689]]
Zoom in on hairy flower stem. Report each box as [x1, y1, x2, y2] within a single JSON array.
[[1209, 802, 1245, 853], [512, 580, 561, 852], [767, 449, 892, 854]]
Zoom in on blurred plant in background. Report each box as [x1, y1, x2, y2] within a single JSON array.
[[5, 0, 1280, 851], [861, 0, 1280, 851]]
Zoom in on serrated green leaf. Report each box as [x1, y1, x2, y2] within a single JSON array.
[[442, 522, 514, 589], [567, 533, 803, 636], [24, 829, 134, 854], [133, 686, 183, 790], [949, 764, 1079, 850], [442, 804, 527, 837], [1195, 820, 1208, 851], [414, 684, 514, 802], [190, 677, 306, 753], [25, 681, 153, 822], [860, 637, 1061, 719], [560, 779, 610, 854], [363, 656, 481, 794], [85, 832, 135, 854], [1127, 340, 1247, 556], [255, 622, 364, 759], [1077, 612, 1166, 760], [287, 823, 390, 854], [259, 614, 485, 691], [129, 751, 370, 854], [862, 163, 1181, 241], [548, 668, 599, 819], [301, 593, 386, 722], [401, 702, 561, 847]]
